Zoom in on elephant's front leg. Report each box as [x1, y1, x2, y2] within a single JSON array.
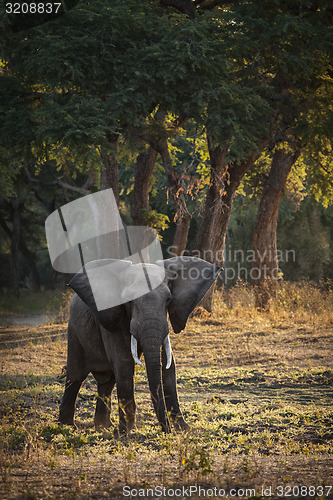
[[114, 367, 136, 435], [101, 329, 136, 435], [162, 349, 189, 432]]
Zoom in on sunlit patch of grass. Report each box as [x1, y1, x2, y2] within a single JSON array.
[[215, 279, 333, 326]]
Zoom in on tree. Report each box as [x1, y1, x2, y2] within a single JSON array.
[[191, 0, 333, 309], [252, 147, 300, 309], [1, 0, 332, 301], [246, 0, 333, 308]]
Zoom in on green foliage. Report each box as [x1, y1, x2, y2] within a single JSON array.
[[1, 0, 275, 157], [0, 0, 332, 290], [2, 425, 28, 450], [0, 74, 35, 148], [277, 199, 331, 281], [0, 289, 69, 315], [182, 444, 214, 477], [42, 424, 88, 450], [226, 195, 333, 283], [140, 209, 170, 234], [0, 154, 21, 201]]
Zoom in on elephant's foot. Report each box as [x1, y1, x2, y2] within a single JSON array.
[[114, 419, 136, 438], [172, 416, 190, 432], [94, 418, 112, 431], [59, 380, 83, 428], [58, 416, 77, 429], [59, 409, 75, 427], [113, 426, 126, 439], [114, 426, 131, 439]]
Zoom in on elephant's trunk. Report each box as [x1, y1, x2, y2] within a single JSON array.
[[143, 347, 171, 433]]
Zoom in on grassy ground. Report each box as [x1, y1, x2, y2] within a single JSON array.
[[0, 282, 332, 499]]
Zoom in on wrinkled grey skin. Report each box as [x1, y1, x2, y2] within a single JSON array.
[[59, 257, 220, 434]]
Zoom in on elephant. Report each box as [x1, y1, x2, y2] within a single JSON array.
[[59, 256, 220, 434]]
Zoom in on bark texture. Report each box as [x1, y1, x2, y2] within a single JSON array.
[[252, 148, 300, 310], [191, 137, 265, 311], [100, 134, 119, 203], [192, 140, 228, 264], [155, 137, 191, 256], [131, 147, 158, 225]]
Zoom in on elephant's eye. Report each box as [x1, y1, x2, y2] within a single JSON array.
[[166, 295, 172, 306]]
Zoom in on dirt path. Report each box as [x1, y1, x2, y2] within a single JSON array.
[[0, 316, 66, 350], [0, 314, 55, 327]]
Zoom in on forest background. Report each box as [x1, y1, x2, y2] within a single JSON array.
[[0, 0, 332, 309]]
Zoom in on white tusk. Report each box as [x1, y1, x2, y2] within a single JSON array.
[[164, 335, 173, 370], [131, 335, 143, 366]]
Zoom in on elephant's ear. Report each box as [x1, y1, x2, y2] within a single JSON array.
[[68, 259, 131, 329], [161, 257, 222, 333], [69, 266, 97, 313]]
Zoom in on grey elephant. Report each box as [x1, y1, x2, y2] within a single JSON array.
[[59, 256, 220, 434]]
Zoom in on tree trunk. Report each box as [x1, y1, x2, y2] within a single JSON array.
[[0, 212, 41, 292], [100, 134, 119, 203], [252, 148, 300, 310], [10, 196, 21, 297], [190, 139, 227, 311], [192, 138, 228, 261], [131, 146, 158, 225], [155, 137, 191, 256], [191, 136, 268, 311], [45, 267, 58, 290], [20, 240, 41, 292]]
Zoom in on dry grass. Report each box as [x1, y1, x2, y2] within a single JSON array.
[[0, 282, 332, 499]]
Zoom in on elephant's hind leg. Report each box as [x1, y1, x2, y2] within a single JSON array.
[[59, 378, 86, 426], [93, 371, 116, 429], [60, 323, 89, 426]]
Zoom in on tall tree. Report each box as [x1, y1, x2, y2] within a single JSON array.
[[252, 147, 300, 309], [191, 0, 332, 309], [247, 1, 333, 308]]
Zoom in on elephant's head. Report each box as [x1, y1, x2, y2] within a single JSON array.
[[68, 256, 221, 432]]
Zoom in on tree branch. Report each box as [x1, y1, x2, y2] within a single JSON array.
[[159, 0, 196, 17], [0, 218, 12, 238], [195, 0, 232, 9], [318, 161, 332, 175], [24, 165, 92, 194]]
